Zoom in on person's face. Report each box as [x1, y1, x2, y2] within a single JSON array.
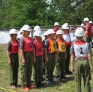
[[56, 25, 59, 28], [62, 29, 68, 34], [83, 21, 88, 25], [36, 36, 41, 41], [11, 34, 17, 39], [57, 34, 62, 38], [24, 31, 30, 36], [50, 34, 55, 39]]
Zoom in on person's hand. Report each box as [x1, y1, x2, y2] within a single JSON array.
[[71, 66, 74, 74], [56, 55, 60, 61], [90, 65, 92, 72], [45, 57, 48, 62], [22, 58, 25, 65], [8, 60, 11, 66], [33, 57, 36, 63]]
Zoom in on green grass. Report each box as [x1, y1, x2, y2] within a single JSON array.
[[0, 44, 93, 92]]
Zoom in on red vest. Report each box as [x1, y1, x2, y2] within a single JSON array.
[[87, 23, 92, 35], [11, 40, 19, 53], [35, 40, 43, 56], [48, 39, 57, 53], [82, 27, 86, 31], [24, 37, 34, 52], [66, 42, 71, 46]]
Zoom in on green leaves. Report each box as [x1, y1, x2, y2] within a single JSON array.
[[0, 0, 93, 29]]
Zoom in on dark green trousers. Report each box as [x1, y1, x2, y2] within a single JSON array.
[[75, 59, 91, 92], [42, 58, 46, 75], [55, 52, 66, 76], [46, 53, 55, 81], [65, 46, 70, 71], [20, 52, 33, 87], [86, 35, 92, 43], [34, 56, 43, 83], [10, 53, 19, 86]]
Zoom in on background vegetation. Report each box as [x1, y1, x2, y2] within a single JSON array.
[[0, 0, 93, 28]]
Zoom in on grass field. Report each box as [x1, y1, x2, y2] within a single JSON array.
[[0, 44, 93, 92]]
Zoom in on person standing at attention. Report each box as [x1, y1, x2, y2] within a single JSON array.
[[20, 25, 35, 91], [62, 24, 72, 74], [7, 29, 19, 89], [83, 18, 92, 44], [70, 27, 92, 92], [33, 31, 44, 87], [45, 29, 57, 84]]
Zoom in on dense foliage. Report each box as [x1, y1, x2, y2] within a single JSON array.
[[0, 0, 93, 28]]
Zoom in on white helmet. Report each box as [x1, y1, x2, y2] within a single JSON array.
[[61, 24, 69, 29], [54, 22, 59, 26], [21, 25, 31, 31], [33, 29, 41, 36], [44, 31, 48, 36], [75, 27, 85, 37], [56, 30, 63, 35], [34, 26, 41, 31], [33, 30, 41, 37], [47, 29, 55, 35], [83, 17, 89, 22], [9, 29, 17, 35], [89, 21, 92, 24], [81, 23, 84, 27], [64, 23, 69, 26]]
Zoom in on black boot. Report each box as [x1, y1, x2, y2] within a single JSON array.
[[39, 82, 44, 86], [36, 82, 40, 88]]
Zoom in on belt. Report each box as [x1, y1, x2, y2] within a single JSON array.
[[11, 53, 18, 55], [75, 58, 88, 60], [24, 51, 33, 53], [47, 52, 56, 55]]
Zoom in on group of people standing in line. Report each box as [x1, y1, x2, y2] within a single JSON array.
[[7, 17, 92, 92]]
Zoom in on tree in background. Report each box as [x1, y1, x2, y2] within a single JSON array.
[[59, 0, 93, 24], [0, 0, 93, 28], [0, 0, 49, 28]]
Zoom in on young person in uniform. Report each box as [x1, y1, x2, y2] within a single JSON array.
[[43, 31, 48, 78], [20, 25, 35, 91], [70, 27, 92, 92], [33, 31, 43, 87], [54, 22, 60, 37], [56, 30, 67, 80], [83, 18, 92, 44], [44, 29, 57, 84], [7, 29, 19, 89], [62, 24, 72, 74]]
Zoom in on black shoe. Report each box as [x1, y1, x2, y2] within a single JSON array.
[[66, 70, 72, 74], [61, 75, 67, 80], [39, 82, 44, 86], [51, 80, 56, 83], [36, 83, 40, 88]]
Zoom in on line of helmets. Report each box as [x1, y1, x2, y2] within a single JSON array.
[[9, 17, 93, 40]]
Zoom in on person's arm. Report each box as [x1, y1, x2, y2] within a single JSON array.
[[19, 38, 25, 64], [7, 41, 11, 65], [7, 50, 11, 65], [70, 54, 74, 73], [33, 43, 36, 63], [44, 39, 48, 62], [70, 43, 74, 73], [45, 48, 48, 62], [88, 53, 92, 72], [83, 25, 88, 39], [88, 43, 92, 71]]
